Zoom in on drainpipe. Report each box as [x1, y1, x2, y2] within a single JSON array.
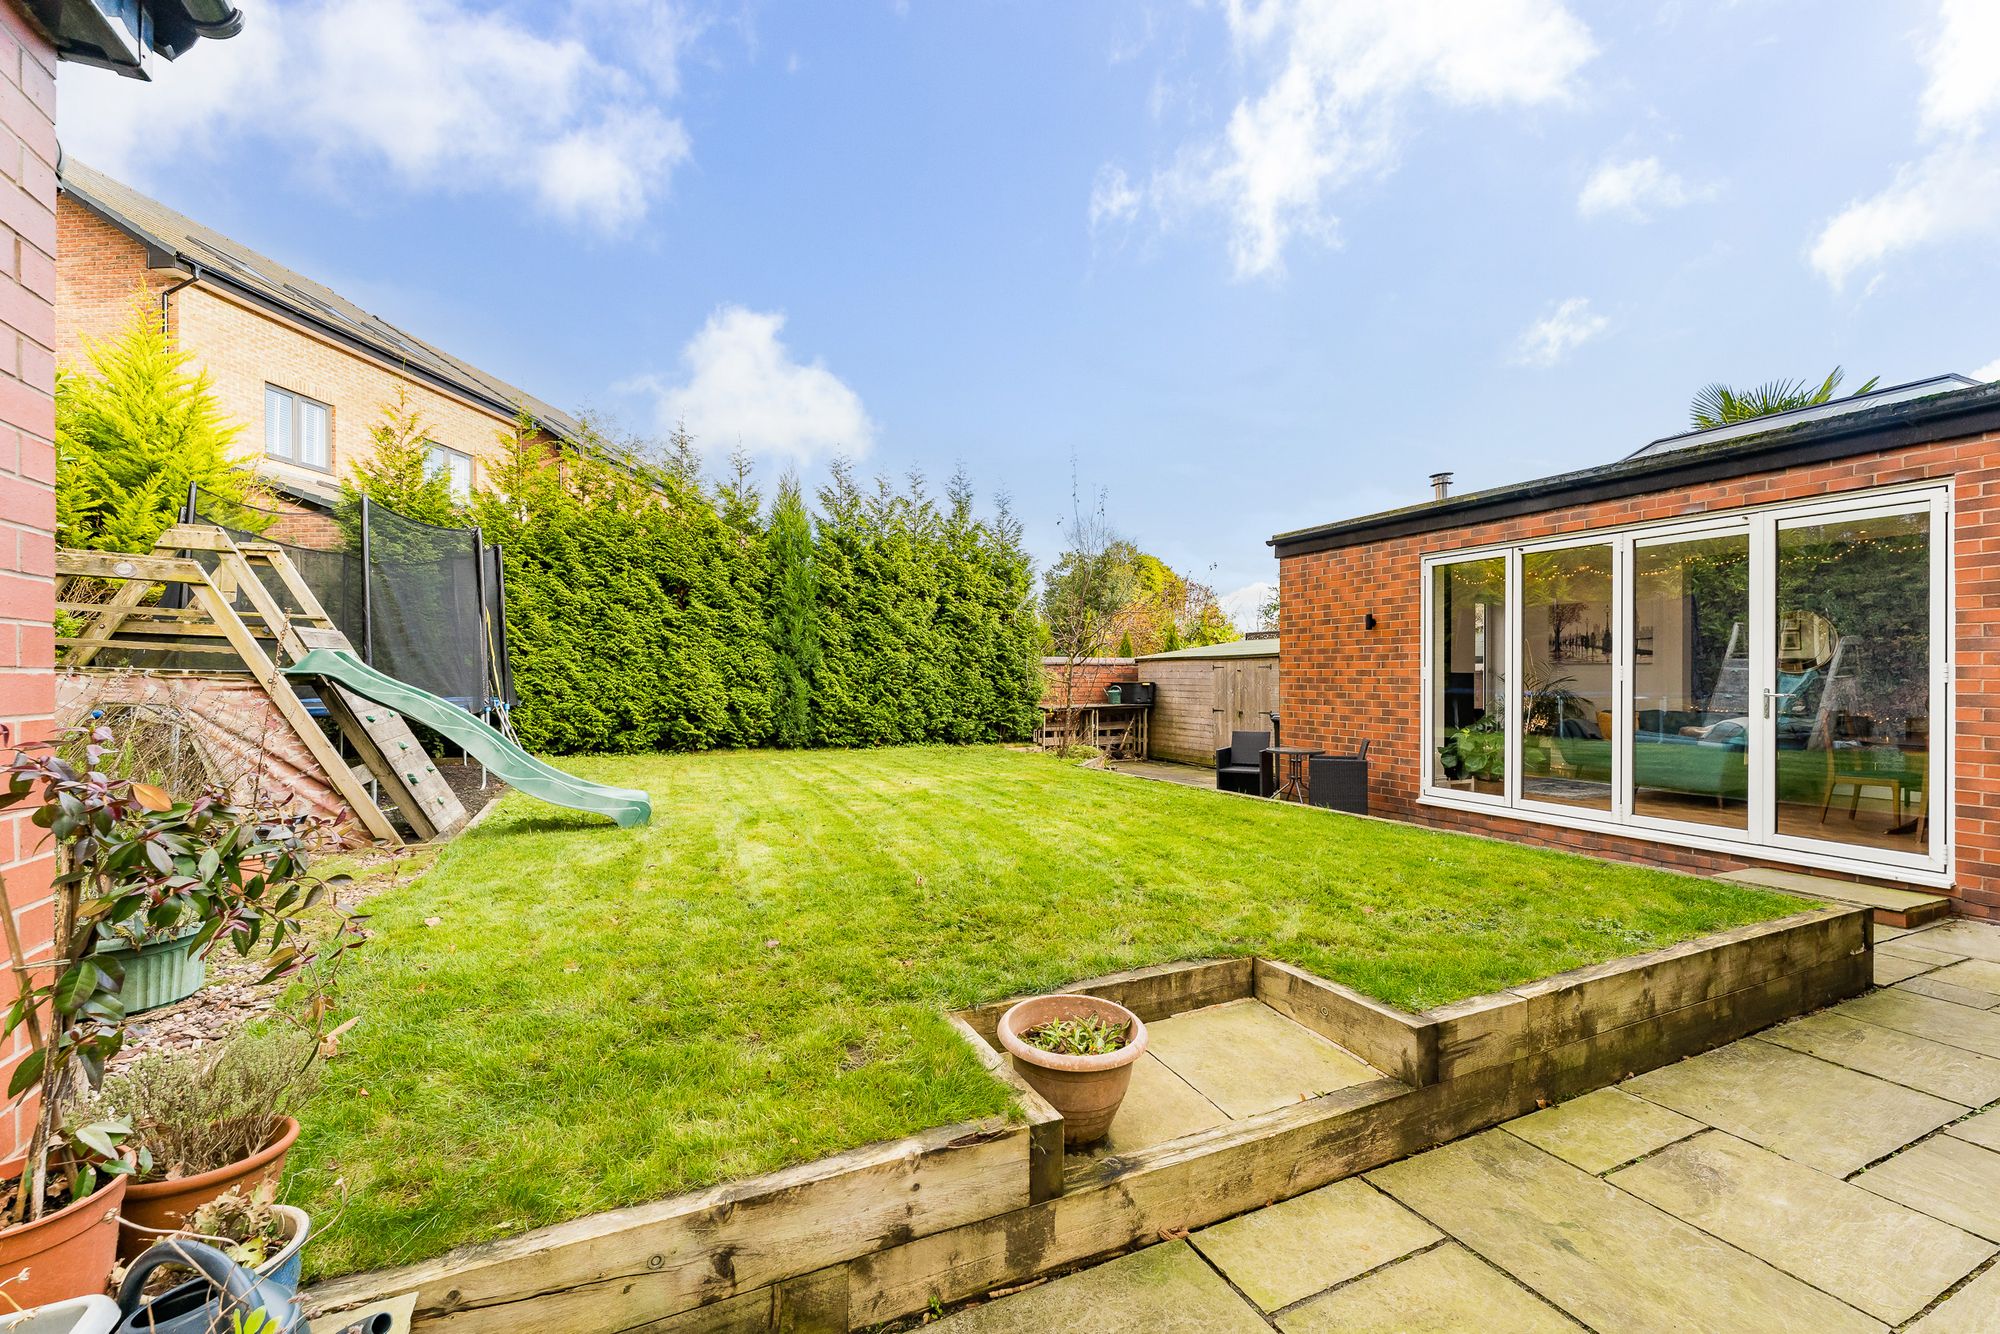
[[156, 266, 199, 336]]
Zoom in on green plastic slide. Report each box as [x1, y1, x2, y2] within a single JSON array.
[[284, 648, 652, 829]]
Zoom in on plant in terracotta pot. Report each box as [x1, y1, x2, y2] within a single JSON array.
[[996, 995, 1148, 1146], [96, 1027, 322, 1259], [0, 728, 357, 1304]]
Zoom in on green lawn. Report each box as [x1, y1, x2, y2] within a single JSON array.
[[287, 746, 1799, 1276]]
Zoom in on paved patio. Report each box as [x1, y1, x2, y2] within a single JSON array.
[[937, 915, 2000, 1333]]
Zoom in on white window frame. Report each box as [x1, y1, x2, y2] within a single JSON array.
[[264, 384, 332, 472], [1418, 480, 1955, 887], [425, 441, 474, 499]]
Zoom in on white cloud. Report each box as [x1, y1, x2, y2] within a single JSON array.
[[1810, 139, 2000, 289], [1089, 164, 1142, 232], [1576, 156, 1706, 220], [1973, 357, 2000, 381], [1920, 0, 2000, 136], [634, 307, 874, 465], [1132, 0, 1595, 278], [1809, 0, 2000, 289], [1514, 297, 1608, 367], [1218, 581, 1276, 632], [60, 0, 691, 234]]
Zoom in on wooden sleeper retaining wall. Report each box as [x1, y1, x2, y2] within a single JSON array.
[[306, 905, 1869, 1333]]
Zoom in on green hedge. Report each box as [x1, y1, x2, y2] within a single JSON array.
[[468, 442, 1039, 755]]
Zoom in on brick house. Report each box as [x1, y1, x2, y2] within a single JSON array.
[[55, 158, 583, 509], [1273, 375, 2000, 917], [0, 0, 248, 1162]]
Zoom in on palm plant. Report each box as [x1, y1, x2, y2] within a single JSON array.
[[1688, 367, 1881, 431]]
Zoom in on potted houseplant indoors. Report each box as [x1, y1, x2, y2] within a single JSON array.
[[0, 728, 355, 1304], [996, 994, 1148, 1146], [101, 1028, 321, 1258]]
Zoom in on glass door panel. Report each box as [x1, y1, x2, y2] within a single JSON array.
[[1771, 509, 1932, 857], [1631, 533, 1750, 829], [1519, 544, 1615, 811], [1430, 558, 1508, 794]]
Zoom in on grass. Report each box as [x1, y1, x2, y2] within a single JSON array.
[[287, 745, 1800, 1276]]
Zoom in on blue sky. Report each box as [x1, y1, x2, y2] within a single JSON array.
[[60, 0, 2000, 620]]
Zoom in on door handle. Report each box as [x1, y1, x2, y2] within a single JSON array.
[[1762, 688, 1773, 719]]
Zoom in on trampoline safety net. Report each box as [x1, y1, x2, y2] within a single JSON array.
[[189, 487, 514, 711]]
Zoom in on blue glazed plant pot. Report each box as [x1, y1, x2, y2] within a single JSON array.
[[95, 928, 205, 1014]]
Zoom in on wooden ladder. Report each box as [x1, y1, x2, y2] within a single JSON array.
[[167, 526, 469, 842]]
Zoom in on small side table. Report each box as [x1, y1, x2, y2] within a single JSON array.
[[1265, 746, 1323, 803]]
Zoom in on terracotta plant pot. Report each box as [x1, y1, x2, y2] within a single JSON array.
[[0, 1171, 126, 1308], [996, 995, 1148, 1146], [118, 1117, 300, 1261]]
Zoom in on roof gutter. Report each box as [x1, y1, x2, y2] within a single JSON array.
[[1269, 382, 2000, 559]]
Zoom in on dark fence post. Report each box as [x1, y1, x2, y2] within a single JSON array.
[[360, 494, 374, 666]]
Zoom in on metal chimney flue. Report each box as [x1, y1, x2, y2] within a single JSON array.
[[1429, 471, 1454, 501]]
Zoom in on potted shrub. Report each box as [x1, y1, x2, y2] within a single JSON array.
[[91, 915, 204, 1015], [96, 1028, 321, 1258], [0, 728, 356, 1304], [120, 1184, 311, 1320], [995, 995, 1147, 1145]]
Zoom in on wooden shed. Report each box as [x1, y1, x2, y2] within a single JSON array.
[[1135, 638, 1281, 767]]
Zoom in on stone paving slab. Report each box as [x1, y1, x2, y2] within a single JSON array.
[[1918, 959, 2000, 999], [1881, 939, 1970, 967], [1835, 988, 2000, 1059], [1622, 1038, 1962, 1175], [1275, 1243, 1580, 1334], [1082, 1054, 1228, 1157], [1877, 953, 1941, 986], [1189, 1177, 1439, 1311], [1902, 922, 2000, 963], [1144, 998, 1380, 1118], [1946, 1106, 2000, 1153], [1855, 1136, 2000, 1241], [1366, 1129, 1882, 1334], [932, 1241, 1266, 1333], [1907, 1262, 2000, 1334], [1759, 1010, 2000, 1105], [1898, 973, 2000, 1010], [1608, 1130, 1994, 1324], [1501, 1087, 1703, 1174]]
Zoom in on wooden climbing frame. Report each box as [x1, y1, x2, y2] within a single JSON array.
[[56, 525, 471, 844]]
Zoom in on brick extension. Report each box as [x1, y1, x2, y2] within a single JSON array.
[[1278, 428, 2000, 918], [0, 1, 55, 1164]]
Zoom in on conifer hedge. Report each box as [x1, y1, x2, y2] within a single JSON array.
[[465, 432, 1040, 755]]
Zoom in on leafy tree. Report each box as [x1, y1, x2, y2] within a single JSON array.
[[1041, 486, 1137, 711], [56, 303, 256, 552], [1689, 366, 1881, 431], [766, 474, 819, 747], [335, 386, 461, 534], [1116, 630, 1135, 657]]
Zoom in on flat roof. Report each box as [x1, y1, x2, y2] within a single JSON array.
[[1270, 378, 2000, 559]]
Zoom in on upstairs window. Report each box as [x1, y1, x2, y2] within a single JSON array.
[[264, 385, 330, 470], [426, 442, 474, 499]]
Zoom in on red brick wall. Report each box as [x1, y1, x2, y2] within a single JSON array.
[[0, 1, 56, 1164], [53, 196, 170, 366], [1278, 429, 2000, 915], [1038, 657, 1137, 708]]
